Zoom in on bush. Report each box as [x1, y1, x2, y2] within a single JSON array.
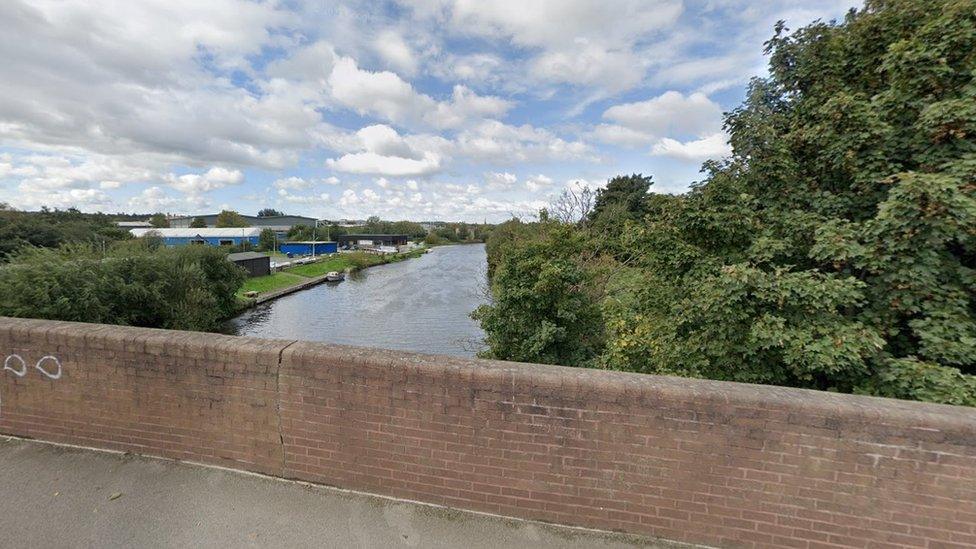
[[0, 244, 245, 331], [476, 0, 976, 406]]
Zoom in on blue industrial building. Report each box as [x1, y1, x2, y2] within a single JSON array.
[[130, 228, 262, 247], [279, 241, 338, 256]]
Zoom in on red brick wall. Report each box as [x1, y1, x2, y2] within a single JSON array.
[[3, 318, 975, 548], [0, 317, 283, 474]]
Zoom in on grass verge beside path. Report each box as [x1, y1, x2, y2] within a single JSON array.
[[236, 248, 428, 304], [284, 254, 377, 278], [236, 271, 306, 298]]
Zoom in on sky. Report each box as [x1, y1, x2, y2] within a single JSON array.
[[0, 0, 859, 222]]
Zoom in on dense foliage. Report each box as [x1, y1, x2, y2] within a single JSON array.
[[476, 0, 976, 406], [149, 212, 170, 228], [215, 210, 249, 228], [258, 228, 277, 250], [0, 206, 132, 260], [0, 243, 245, 331]]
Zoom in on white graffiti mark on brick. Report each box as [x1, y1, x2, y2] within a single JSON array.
[[34, 356, 62, 380], [3, 355, 27, 377], [1, 354, 63, 416]]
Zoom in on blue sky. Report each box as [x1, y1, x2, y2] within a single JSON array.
[[0, 0, 858, 222]]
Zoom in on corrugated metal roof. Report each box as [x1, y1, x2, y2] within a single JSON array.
[[130, 228, 263, 238], [227, 252, 270, 261]]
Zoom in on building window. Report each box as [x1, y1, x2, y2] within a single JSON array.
[[219, 240, 233, 246], [191, 240, 205, 245]]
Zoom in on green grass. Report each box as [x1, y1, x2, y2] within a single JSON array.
[[237, 248, 427, 300], [237, 271, 306, 298], [285, 256, 361, 278]]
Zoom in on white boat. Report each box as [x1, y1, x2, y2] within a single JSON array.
[[325, 271, 345, 282]]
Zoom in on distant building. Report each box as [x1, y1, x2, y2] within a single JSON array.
[[279, 241, 338, 256], [116, 220, 153, 228], [129, 228, 261, 247], [168, 214, 317, 236], [332, 219, 366, 227], [337, 234, 409, 248], [227, 252, 271, 277]]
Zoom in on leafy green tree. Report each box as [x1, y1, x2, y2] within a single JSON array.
[[215, 210, 249, 228], [258, 228, 277, 251], [149, 213, 169, 228], [588, 174, 652, 226], [0, 208, 130, 259], [287, 224, 312, 241], [478, 0, 976, 406], [473, 223, 605, 367], [189, 216, 208, 228], [257, 208, 283, 217]]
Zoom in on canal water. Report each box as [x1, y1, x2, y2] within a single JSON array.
[[225, 244, 488, 357]]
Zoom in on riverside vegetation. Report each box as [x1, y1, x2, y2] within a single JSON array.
[[0, 208, 433, 332], [474, 0, 976, 406], [237, 247, 427, 300], [0, 241, 244, 331]]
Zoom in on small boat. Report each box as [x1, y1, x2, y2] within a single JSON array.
[[325, 271, 345, 282]]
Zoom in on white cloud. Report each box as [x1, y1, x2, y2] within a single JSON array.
[[374, 29, 418, 75], [325, 125, 446, 177], [328, 152, 441, 177], [603, 91, 724, 138], [329, 57, 427, 125], [273, 176, 312, 190], [277, 190, 331, 205], [525, 174, 553, 192], [591, 124, 656, 147], [595, 91, 731, 162], [164, 167, 243, 194], [128, 186, 184, 212], [650, 132, 732, 162], [327, 57, 510, 130], [456, 120, 592, 164], [485, 172, 517, 190], [0, 1, 313, 169], [399, 0, 682, 94]]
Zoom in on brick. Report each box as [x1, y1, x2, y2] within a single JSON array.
[[2, 318, 976, 549]]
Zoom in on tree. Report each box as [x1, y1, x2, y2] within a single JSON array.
[[0, 208, 131, 260], [257, 208, 283, 217], [287, 224, 312, 241], [473, 223, 606, 367], [258, 228, 277, 251], [477, 0, 976, 406], [189, 216, 207, 228], [215, 210, 249, 228], [149, 213, 169, 228], [0, 244, 245, 332], [588, 174, 652, 226], [550, 185, 596, 225]]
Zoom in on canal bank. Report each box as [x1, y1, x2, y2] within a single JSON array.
[[234, 247, 427, 309], [226, 244, 487, 357]]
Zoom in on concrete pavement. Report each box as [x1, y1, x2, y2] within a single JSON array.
[[0, 437, 687, 548]]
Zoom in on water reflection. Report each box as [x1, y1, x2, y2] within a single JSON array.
[[225, 244, 488, 357]]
